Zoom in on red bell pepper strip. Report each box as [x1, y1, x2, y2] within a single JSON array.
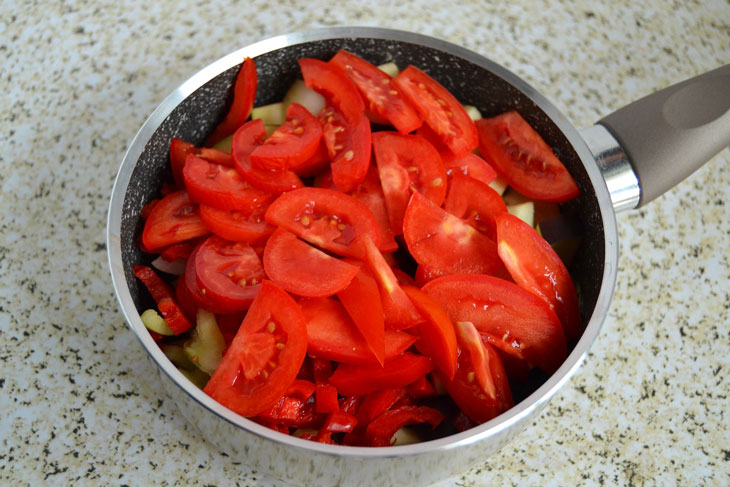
[[133, 265, 192, 334], [329, 353, 434, 396], [315, 384, 339, 414], [357, 388, 406, 425], [286, 379, 317, 402], [364, 405, 444, 447]]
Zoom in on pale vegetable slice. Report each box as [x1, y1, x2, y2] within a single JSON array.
[[251, 102, 286, 126], [377, 61, 400, 78], [141, 309, 174, 336], [184, 309, 226, 375], [283, 79, 326, 116], [212, 134, 233, 153], [161, 343, 210, 389], [463, 105, 482, 121], [507, 201, 535, 227], [391, 427, 423, 446], [488, 175, 508, 195], [151, 255, 186, 276]]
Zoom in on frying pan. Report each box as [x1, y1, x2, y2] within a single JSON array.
[[106, 27, 730, 486]]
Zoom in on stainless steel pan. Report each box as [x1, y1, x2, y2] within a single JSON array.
[[107, 27, 730, 486]]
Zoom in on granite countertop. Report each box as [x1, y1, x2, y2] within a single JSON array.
[[2, 0, 729, 485]]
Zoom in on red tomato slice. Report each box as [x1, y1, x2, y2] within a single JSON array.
[[442, 152, 498, 187], [231, 119, 305, 194], [337, 267, 385, 365], [436, 335, 513, 425], [204, 57, 257, 146], [403, 191, 504, 277], [495, 212, 581, 341], [330, 49, 422, 134], [413, 264, 446, 287], [402, 286, 458, 380], [194, 235, 265, 311], [170, 138, 195, 188], [250, 102, 323, 170], [350, 165, 399, 253], [264, 187, 381, 258], [300, 297, 417, 365], [203, 280, 307, 417], [183, 154, 274, 210], [444, 173, 507, 241], [329, 353, 434, 396], [263, 228, 359, 298], [357, 234, 423, 330], [455, 320, 496, 400], [299, 58, 364, 122], [199, 204, 274, 244], [291, 140, 330, 178], [422, 274, 567, 374], [394, 65, 478, 157], [177, 248, 241, 316], [141, 190, 210, 251], [320, 107, 372, 193], [476, 111, 580, 202], [372, 132, 447, 235]]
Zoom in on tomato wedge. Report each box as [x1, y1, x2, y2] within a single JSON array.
[[394, 65, 478, 157], [231, 119, 304, 194], [204, 57, 257, 146], [442, 152, 498, 187], [402, 286, 458, 380], [329, 353, 434, 396], [194, 235, 265, 311], [337, 267, 386, 365], [320, 107, 372, 193], [444, 173, 507, 241], [299, 58, 364, 122], [422, 274, 567, 374], [495, 212, 581, 341], [372, 132, 447, 235], [263, 228, 359, 298], [170, 139, 235, 187], [264, 187, 381, 258], [250, 102, 323, 170], [476, 110, 580, 202], [141, 190, 209, 251], [203, 280, 307, 417], [402, 191, 504, 277], [330, 50, 422, 134], [199, 203, 274, 244], [300, 298, 416, 365], [183, 154, 274, 210], [177, 247, 241, 316]]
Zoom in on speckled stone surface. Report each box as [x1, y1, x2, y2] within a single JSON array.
[[2, 0, 729, 485]]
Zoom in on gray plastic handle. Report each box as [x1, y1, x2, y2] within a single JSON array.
[[599, 63, 730, 207]]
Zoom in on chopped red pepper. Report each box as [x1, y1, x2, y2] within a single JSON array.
[[286, 379, 317, 402], [316, 384, 339, 414], [364, 405, 444, 447], [133, 265, 192, 334]]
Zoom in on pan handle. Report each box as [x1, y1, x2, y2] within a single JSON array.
[[593, 63, 730, 208]]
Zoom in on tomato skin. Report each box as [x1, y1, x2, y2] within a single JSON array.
[[422, 274, 567, 374], [402, 285, 458, 380], [203, 280, 307, 417], [141, 190, 210, 251], [299, 58, 365, 122], [231, 119, 305, 194], [330, 49, 422, 134], [402, 191, 504, 277], [372, 131, 447, 235], [199, 204, 274, 244], [476, 110, 580, 202], [205, 57, 257, 146], [394, 65, 478, 157], [320, 107, 372, 193], [183, 154, 274, 210], [262, 228, 359, 298], [329, 353, 434, 396], [337, 267, 386, 365], [170, 138, 195, 188], [444, 173, 507, 241], [291, 140, 330, 178], [194, 235, 265, 311], [442, 152, 498, 187], [264, 187, 381, 258], [495, 212, 581, 341], [250, 103, 323, 170]]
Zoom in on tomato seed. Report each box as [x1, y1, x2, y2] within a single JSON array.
[[380, 78, 390, 85], [337, 223, 346, 230], [431, 177, 443, 187], [267, 321, 276, 332], [407, 166, 419, 173], [389, 90, 398, 95], [344, 150, 354, 161], [262, 370, 269, 379], [268, 360, 277, 368], [293, 126, 304, 135], [300, 215, 311, 226], [466, 371, 475, 383], [250, 278, 258, 285], [276, 342, 285, 350], [238, 279, 247, 286]]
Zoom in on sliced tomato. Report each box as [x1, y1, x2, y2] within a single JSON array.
[[203, 280, 307, 417], [204, 57, 257, 146], [264, 187, 381, 258], [291, 140, 330, 178], [436, 332, 513, 425], [422, 274, 567, 374], [263, 228, 359, 298], [319, 107, 372, 193], [442, 152, 498, 186], [330, 49, 422, 134], [402, 285, 458, 380], [199, 203, 274, 244], [393, 65, 478, 157], [495, 212, 581, 341], [183, 154, 274, 210], [299, 58, 364, 122], [337, 267, 385, 365], [402, 191, 504, 277], [329, 352, 434, 396], [372, 132, 447, 235], [414, 264, 445, 287], [141, 190, 210, 251], [170, 138, 195, 188], [194, 235, 265, 311], [476, 111, 580, 202], [444, 173, 507, 241], [357, 234, 423, 330], [300, 297, 416, 366], [250, 102, 323, 170], [231, 119, 304, 194], [176, 249, 239, 317]]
